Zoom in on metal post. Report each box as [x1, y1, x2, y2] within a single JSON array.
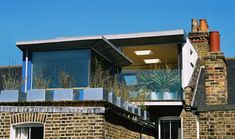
[[24, 50, 28, 93]]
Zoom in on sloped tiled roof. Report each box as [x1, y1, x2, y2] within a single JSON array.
[[192, 67, 206, 107], [227, 58, 235, 104]]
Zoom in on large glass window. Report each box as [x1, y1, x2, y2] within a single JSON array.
[[32, 49, 90, 88]]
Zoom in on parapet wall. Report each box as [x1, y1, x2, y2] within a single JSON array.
[[0, 101, 155, 139]]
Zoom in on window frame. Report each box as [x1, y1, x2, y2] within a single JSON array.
[[10, 122, 44, 139], [158, 116, 182, 139]]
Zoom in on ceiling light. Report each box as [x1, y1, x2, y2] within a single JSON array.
[[144, 59, 161, 64], [134, 50, 152, 55]]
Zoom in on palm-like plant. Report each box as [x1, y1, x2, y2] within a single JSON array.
[[151, 69, 180, 92], [137, 67, 180, 93]]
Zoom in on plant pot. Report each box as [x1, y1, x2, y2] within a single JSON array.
[[163, 91, 176, 100], [116, 96, 124, 107], [0, 90, 26, 102], [122, 100, 129, 111], [108, 92, 117, 105], [83, 88, 108, 101], [136, 107, 142, 117], [128, 102, 135, 113], [53, 89, 83, 101], [150, 92, 162, 100], [27, 89, 53, 101], [53, 89, 73, 101]]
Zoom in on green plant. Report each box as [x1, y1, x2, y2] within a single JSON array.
[[33, 74, 51, 89], [90, 58, 150, 104], [90, 59, 113, 91], [112, 75, 131, 101], [1, 67, 22, 90], [58, 71, 74, 88], [137, 66, 180, 93]]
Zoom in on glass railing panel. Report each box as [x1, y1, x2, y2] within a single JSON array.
[[121, 69, 182, 101]]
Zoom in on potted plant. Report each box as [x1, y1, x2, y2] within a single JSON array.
[[27, 73, 52, 101], [137, 66, 180, 100], [88, 59, 113, 101], [0, 68, 25, 102], [53, 70, 83, 101], [151, 68, 180, 100]]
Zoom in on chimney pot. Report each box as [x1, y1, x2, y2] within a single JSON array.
[[191, 19, 199, 32], [210, 31, 220, 52], [199, 19, 209, 32]]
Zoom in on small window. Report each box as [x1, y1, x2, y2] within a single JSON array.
[[190, 49, 193, 55], [158, 117, 181, 139], [12, 123, 44, 139], [190, 62, 194, 68]]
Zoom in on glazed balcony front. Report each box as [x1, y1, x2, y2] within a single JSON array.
[[122, 68, 182, 101], [121, 44, 183, 101]]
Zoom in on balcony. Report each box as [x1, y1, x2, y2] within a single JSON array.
[[122, 69, 182, 101]]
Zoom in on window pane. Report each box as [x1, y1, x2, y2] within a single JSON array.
[[171, 120, 181, 139], [160, 120, 170, 139], [31, 127, 44, 139], [15, 127, 29, 139], [32, 49, 90, 88]]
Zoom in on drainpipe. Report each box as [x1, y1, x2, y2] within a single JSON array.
[[140, 125, 145, 139], [196, 115, 200, 139], [24, 50, 28, 93], [158, 119, 160, 139]]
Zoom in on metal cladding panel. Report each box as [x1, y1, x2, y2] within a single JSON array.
[[27, 51, 32, 90], [21, 59, 26, 92]]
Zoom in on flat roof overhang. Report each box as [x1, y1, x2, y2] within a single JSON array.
[[16, 29, 186, 66], [17, 37, 133, 67]]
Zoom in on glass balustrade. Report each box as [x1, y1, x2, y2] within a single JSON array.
[[121, 69, 182, 101]]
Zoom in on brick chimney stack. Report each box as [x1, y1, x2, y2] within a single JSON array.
[[188, 19, 210, 58], [205, 30, 227, 105], [188, 19, 228, 105]]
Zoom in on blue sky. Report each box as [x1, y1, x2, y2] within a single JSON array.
[[0, 0, 235, 66]]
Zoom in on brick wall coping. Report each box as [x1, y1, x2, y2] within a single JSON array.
[[195, 104, 235, 112], [0, 101, 156, 135], [0, 100, 150, 124], [0, 100, 105, 107], [0, 100, 135, 115], [0, 106, 105, 113]]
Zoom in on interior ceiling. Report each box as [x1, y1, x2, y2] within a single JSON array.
[[122, 44, 178, 68]]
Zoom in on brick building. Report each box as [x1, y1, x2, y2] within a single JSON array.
[[0, 19, 234, 138], [181, 19, 235, 139]]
